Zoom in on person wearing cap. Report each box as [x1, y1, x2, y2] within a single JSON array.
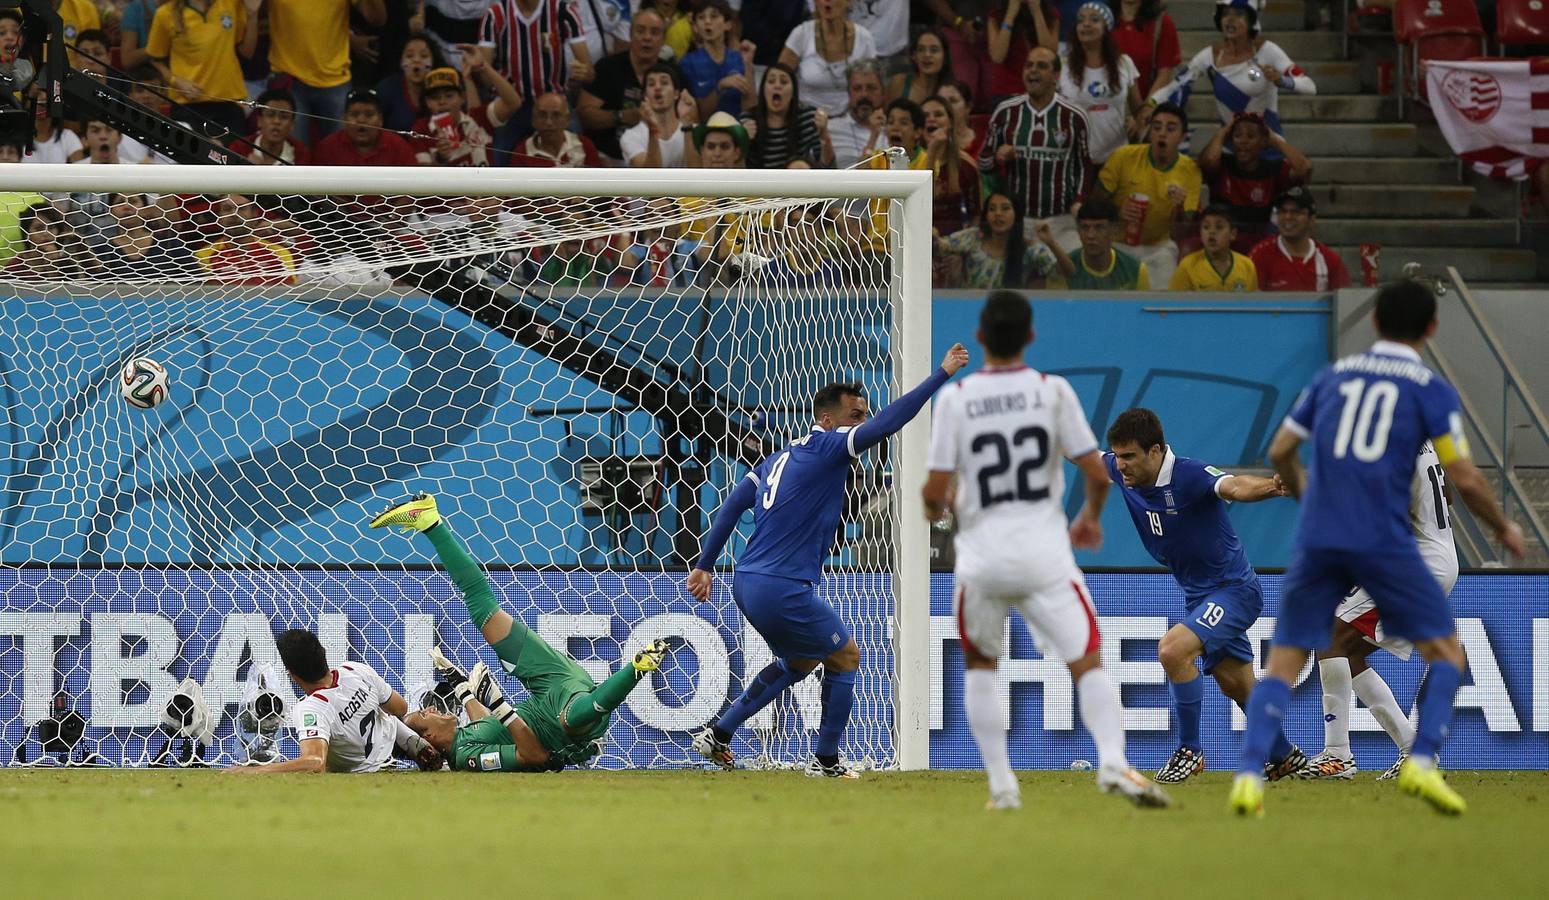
[[509, 93, 603, 168], [1199, 110, 1311, 253], [1143, 0, 1315, 139], [1249, 186, 1351, 292], [410, 54, 520, 167], [680, 112, 750, 283], [267, 0, 388, 145], [1087, 99, 1200, 289], [312, 88, 421, 166], [145, 0, 260, 141]]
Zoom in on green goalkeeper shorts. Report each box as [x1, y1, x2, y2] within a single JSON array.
[[506, 625, 609, 761]]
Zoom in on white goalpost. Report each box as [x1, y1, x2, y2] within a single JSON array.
[[0, 164, 934, 771]]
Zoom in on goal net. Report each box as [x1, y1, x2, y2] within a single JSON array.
[[0, 164, 933, 770]]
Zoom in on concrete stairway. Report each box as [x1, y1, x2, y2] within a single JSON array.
[[1166, 0, 1537, 283]]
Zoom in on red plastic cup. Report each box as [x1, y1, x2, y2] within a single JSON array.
[[1124, 193, 1150, 245], [430, 112, 460, 148], [1360, 243, 1382, 287]]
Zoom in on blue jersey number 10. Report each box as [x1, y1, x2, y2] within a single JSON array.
[[1333, 378, 1399, 462]]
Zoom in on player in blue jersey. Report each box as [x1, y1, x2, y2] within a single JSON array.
[[1230, 280, 1525, 817], [686, 342, 972, 778], [1104, 408, 1308, 784]]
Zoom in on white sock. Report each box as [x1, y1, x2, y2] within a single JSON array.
[[1076, 668, 1127, 772], [1318, 658, 1353, 758], [1353, 668, 1415, 752], [964, 668, 1017, 796]]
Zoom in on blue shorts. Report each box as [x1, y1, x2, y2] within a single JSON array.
[[1278, 546, 1453, 651], [733, 570, 851, 662], [1181, 579, 1262, 674]]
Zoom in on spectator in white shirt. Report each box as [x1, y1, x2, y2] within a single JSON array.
[[779, 0, 878, 118], [622, 63, 700, 167], [826, 58, 885, 168]]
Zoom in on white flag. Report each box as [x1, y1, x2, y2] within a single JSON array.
[[1425, 58, 1549, 181]]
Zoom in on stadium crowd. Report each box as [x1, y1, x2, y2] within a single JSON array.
[[1, 0, 1366, 291]]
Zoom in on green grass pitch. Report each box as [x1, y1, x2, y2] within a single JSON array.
[[4, 769, 1546, 898]]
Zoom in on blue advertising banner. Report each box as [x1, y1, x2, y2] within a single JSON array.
[[2, 568, 1542, 770]]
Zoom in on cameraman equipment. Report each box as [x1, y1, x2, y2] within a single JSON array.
[[11, 691, 108, 767], [151, 678, 214, 768], [236, 665, 288, 765]]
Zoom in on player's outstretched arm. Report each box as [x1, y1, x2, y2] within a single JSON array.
[[1442, 456, 1527, 558], [851, 343, 970, 455], [1068, 450, 1110, 550], [687, 475, 758, 601], [1217, 473, 1289, 503], [223, 738, 329, 774], [1268, 425, 1306, 499]]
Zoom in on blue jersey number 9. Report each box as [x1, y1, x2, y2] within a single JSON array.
[[1333, 378, 1399, 462], [762, 451, 791, 509]]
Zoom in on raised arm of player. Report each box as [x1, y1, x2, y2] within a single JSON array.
[[850, 344, 970, 455], [1068, 450, 1110, 550], [1216, 473, 1288, 502], [686, 475, 759, 601]]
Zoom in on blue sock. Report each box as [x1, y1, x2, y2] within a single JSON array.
[[715, 660, 807, 739], [1411, 660, 1462, 759], [1237, 677, 1292, 776], [1269, 725, 1294, 764], [1170, 676, 1204, 751], [814, 668, 857, 758]]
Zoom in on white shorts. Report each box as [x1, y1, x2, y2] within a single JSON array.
[[1335, 568, 1459, 662], [953, 568, 1101, 662]]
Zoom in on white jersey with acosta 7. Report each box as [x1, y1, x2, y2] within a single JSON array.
[[290, 662, 400, 773]]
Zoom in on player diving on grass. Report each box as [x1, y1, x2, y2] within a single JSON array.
[[1104, 408, 1310, 784], [923, 291, 1170, 810], [1230, 280, 1526, 818], [371, 493, 670, 772], [1302, 440, 1459, 781], [225, 628, 443, 774], [686, 342, 972, 778]]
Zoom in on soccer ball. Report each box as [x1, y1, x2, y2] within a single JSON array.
[[120, 357, 171, 409]]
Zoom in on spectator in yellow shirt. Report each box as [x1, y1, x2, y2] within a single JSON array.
[[268, 0, 387, 145], [1169, 204, 1258, 292], [1087, 100, 1200, 290], [147, 0, 261, 140], [55, 0, 101, 67]]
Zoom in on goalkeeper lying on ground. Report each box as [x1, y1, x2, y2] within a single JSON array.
[[375, 493, 669, 772]]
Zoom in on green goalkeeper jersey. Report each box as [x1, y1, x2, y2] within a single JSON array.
[[451, 717, 604, 773]]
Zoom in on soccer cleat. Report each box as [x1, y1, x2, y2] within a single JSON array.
[[1097, 766, 1171, 808], [986, 789, 1022, 811], [691, 728, 736, 771], [1264, 744, 1308, 782], [1377, 752, 1409, 781], [428, 646, 467, 684], [1229, 774, 1266, 818], [1154, 746, 1206, 784], [368, 491, 441, 533], [1397, 759, 1466, 815], [632, 639, 670, 674], [1297, 750, 1358, 780], [805, 758, 862, 779]]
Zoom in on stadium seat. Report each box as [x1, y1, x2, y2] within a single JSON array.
[[1497, 0, 1549, 48], [1393, 0, 1488, 116]]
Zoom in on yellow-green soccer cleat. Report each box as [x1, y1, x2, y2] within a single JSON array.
[[632, 639, 670, 674], [369, 492, 441, 533], [1397, 759, 1467, 815], [1228, 775, 1265, 819]]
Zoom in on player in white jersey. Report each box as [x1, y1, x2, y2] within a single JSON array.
[[922, 290, 1170, 811], [227, 629, 439, 774], [1302, 441, 1461, 781]]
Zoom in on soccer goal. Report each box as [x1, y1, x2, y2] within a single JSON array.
[[0, 163, 934, 771]]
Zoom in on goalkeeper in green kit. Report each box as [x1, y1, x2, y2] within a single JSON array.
[[374, 493, 670, 772]]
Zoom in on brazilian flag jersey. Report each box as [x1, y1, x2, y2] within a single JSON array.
[[1049, 247, 1150, 291]]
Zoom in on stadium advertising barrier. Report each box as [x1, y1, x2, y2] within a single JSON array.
[[3, 570, 1543, 770]]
